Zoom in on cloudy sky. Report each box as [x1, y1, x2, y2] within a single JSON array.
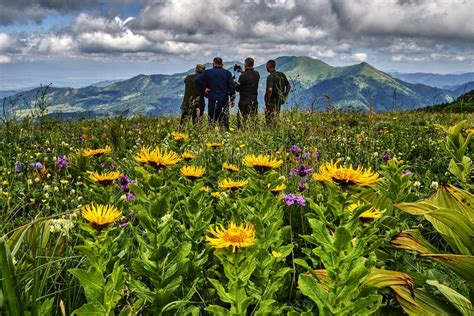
[[0, 0, 473, 89]]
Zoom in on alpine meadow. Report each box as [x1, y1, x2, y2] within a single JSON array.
[[1, 0, 474, 315]]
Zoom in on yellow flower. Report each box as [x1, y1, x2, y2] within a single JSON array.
[[271, 183, 286, 194], [312, 161, 379, 186], [206, 141, 224, 149], [218, 179, 248, 191], [181, 166, 205, 180], [272, 251, 283, 258], [181, 152, 196, 161], [60, 179, 69, 185], [243, 154, 283, 173], [206, 222, 256, 252], [1, 180, 8, 186], [88, 171, 121, 185], [200, 186, 211, 192], [348, 201, 385, 220], [466, 128, 474, 136], [135, 147, 181, 170], [81, 146, 112, 157], [81, 204, 122, 228], [223, 162, 239, 173], [171, 132, 189, 141], [211, 192, 221, 198]]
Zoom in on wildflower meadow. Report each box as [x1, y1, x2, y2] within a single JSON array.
[[0, 110, 473, 315]]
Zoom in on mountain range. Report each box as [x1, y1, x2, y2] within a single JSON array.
[[2, 56, 470, 119]]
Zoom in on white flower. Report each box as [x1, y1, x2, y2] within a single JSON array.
[[431, 181, 439, 190], [413, 181, 421, 188]]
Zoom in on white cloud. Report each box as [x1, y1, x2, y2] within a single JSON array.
[[0, 33, 13, 52], [0, 55, 11, 63], [350, 53, 368, 62]]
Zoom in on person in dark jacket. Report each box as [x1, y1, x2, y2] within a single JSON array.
[[195, 57, 236, 131], [264, 59, 291, 127], [180, 64, 206, 126], [235, 57, 260, 129]]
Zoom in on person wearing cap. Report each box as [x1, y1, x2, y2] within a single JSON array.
[[180, 64, 206, 126], [265, 59, 291, 127], [195, 57, 236, 131]]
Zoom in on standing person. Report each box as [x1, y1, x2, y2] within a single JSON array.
[[264, 59, 291, 127], [196, 57, 236, 131], [235, 57, 260, 129], [180, 64, 206, 126]]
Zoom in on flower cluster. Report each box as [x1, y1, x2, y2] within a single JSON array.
[[283, 194, 306, 206]]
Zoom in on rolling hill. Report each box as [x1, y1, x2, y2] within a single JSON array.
[[3, 56, 459, 118], [390, 72, 474, 89]]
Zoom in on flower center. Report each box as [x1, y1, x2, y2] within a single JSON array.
[[223, 228, 246, 243]]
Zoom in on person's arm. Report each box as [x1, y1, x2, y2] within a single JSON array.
[[195, 72, 208, 94], [265, 76, 273, 104], [235, 73, 244, 92], [283, 74, 291, 97], [228, 72, 236, 107]]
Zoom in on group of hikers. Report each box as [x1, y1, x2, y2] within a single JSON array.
[[180, 57, 291, 130]]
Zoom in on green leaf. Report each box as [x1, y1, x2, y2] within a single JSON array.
[[69, 267, 105, 303], [391, 286, 456, 316], [72, 302, 108, 316], [205, 305, 231, 315], [298, 274, 326, 310], [238, 257, 257, 284], [426, 280, 472, 316], [104, 262, 125, 311], [390, 230, 440, 254], [208, 278, 234, 304], [0, 238, 23, 316], [334, 226, 351, 251]]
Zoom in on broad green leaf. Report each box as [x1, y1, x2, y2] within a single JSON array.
[[72, 302, 108, 316], [390, 230, 440, 254], [424, 254, 474, 289], [298, 274, 326, 310], [391, 286, 456, 316], [426, 280, 472, 316], [395, 202, 474, 255], [430, 185, 473, 225], [0, 238, 23, 316], [208, 278, 234, 304], [364, 268, 414, 289], [205, 305, 231, 315], [334, 226, 351, 251], [69, 267, 105, 303]]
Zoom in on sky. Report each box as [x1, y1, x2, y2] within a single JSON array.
[[0, 0, 473, 89]]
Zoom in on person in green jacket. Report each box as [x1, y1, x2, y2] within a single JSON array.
[[180, 64, 206, 126], [264, 59, 291, 127]]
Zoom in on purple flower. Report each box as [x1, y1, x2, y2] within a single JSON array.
[[382, 153, 392, 162], [283, 194, 306, 206], [313, 151, 320, 161], [121, 184, 130, 192], [290, 164, 314, 177], [30, 162, 43, 170], [126, 192, 136, 201], [401, 170, 413, 176], [120, 222, 129, 229], [14, 161, 21, 172], [56, 155, 68, 171], [298, 181, 307, 192], [118, 175, 131, 185], [290, 145, 302, 155]]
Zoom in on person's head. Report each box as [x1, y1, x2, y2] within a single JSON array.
[[213, 57, 223, 68], [195, 64, 206, 74], [244, 57, 254, 69], [266, 59, 276, 73]]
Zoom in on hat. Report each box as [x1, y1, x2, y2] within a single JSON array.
[[195, 64, 206, 73]]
